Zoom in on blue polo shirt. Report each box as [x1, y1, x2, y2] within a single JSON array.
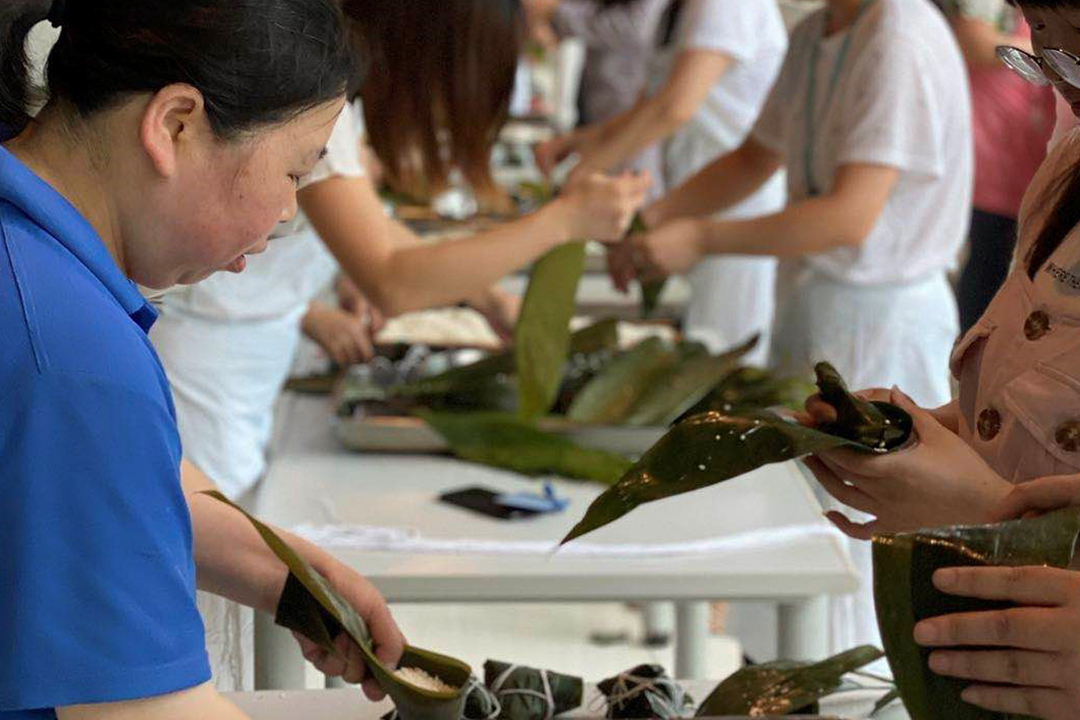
[[0, 145, 210, 717]]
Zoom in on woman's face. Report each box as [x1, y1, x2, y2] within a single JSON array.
[[127, 96, 344, 289], [1020, 5, 1080, 115]]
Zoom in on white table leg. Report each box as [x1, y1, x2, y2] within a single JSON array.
[[675, 601, 709, 679], [777, 596, 829, 661], [644, 601, 675, 645], [254, 611, 308, 690]]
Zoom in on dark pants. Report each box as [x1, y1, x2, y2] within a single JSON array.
[[957, 209, 1018, 336]]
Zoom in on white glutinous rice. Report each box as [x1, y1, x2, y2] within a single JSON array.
[[394, 666, 456, 693]]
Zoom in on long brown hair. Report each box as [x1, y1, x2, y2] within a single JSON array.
[[342, 0, 524, 204]]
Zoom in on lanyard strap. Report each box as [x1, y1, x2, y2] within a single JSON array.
[[803, 0, 877, 196]]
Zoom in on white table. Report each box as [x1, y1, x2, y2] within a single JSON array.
[[252, 395, 857, 688], [228, 683, 907, 720]]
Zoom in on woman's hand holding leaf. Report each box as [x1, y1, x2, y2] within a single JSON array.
[[468, 286, 521, 345], [605, 238, 638, 294], [629, 217, 707, 280], [913, 565, 1080, 720], [560, 171, 651, 242], [991, 474, 1080, 526], [806, 389, 1013, 539], [293, 555, 406, 700]]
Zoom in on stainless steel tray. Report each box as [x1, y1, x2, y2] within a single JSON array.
[[333, 413, 666, 456]]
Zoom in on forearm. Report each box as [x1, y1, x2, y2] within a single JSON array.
[[645, 140, 781, 225], [577, 99, 683, 177], [58, 683, 250, 720], [697, 194, 874, 258], [181, 462, 345, 615], [304, 176, 568, 317], [361, 201, 573, 316]]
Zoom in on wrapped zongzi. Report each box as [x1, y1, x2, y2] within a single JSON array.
[[597, 664, 693, 719], [483, 660, 583, 720]]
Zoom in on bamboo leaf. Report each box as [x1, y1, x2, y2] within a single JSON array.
[[619, 335, 760, 427], [566, 337, 679, 425], [515, 242, 588, 419], [396, 319, 618, 400], [815, 362, 907, 451], [201, 491, 472, 720], [871, 688, 901, 717], [641, 280, 666, 317], [695, 645, 884, 716], [626, 214, 666, 318], [419, 411, 632, 485], [561, 363, 912, 543], [873, 508, 1080, 720], [687, 367, 816, 417]]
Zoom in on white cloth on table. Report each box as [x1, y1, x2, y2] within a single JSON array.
[[290, 522, 844, 559]]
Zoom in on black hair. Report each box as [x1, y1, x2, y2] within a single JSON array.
[[0, 0, 356, 139], [1008, 0, 1080, 276], [659, 0, 685, 48]]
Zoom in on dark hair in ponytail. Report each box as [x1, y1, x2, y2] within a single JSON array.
[[1009, 0, 1080, 277], [0, 0, 356, 139]]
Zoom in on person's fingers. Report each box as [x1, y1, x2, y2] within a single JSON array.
[[349, 322, 375, 363], [313, 650, 348, 678], [632, 237, 668, 283], [341, 636, 366, 684], [294, 632, 328, 666], [932, 566, 1071, 607], [960, 684, 1072, 719], [915, 607, 1062, 651], [889, 386, 939, 442], [803, 394, 838, 424], [824, 510, 879, 540], [815, 451, 884, 487], [369, 306, 386, 335], [853, 387, 893, 403], [803, 457, 879, 515], [990, 476, 1080, 523], [369, 605, 407, 671], [606, 245, 634, 293], [330, 341, 348, 368], [362, 677, 386, 702], [929, 648, 1065, 688]]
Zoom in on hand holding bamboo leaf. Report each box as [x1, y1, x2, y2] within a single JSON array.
[[873, 508, 1080, 720], [805, 388, 1013, 540]]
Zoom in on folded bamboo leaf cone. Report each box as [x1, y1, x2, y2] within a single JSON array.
[[873, 508, 1080, 720]]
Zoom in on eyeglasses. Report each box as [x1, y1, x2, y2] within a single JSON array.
[[997, 45, 1080, 90]]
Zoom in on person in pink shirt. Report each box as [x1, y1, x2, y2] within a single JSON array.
[[800, 4, 1080, 715], [938, 0, 1057, 334]]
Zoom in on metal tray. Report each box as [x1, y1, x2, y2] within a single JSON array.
[[334, 413, 666, 456]]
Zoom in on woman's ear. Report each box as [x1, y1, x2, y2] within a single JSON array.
[[139, 83, 206, 179]]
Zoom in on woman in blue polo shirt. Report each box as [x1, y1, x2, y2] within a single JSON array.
[[0, 1, 403, 718]]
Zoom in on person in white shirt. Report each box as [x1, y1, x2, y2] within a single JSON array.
[[539, 0, 788, 364], [614, 0, 973, 658]]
